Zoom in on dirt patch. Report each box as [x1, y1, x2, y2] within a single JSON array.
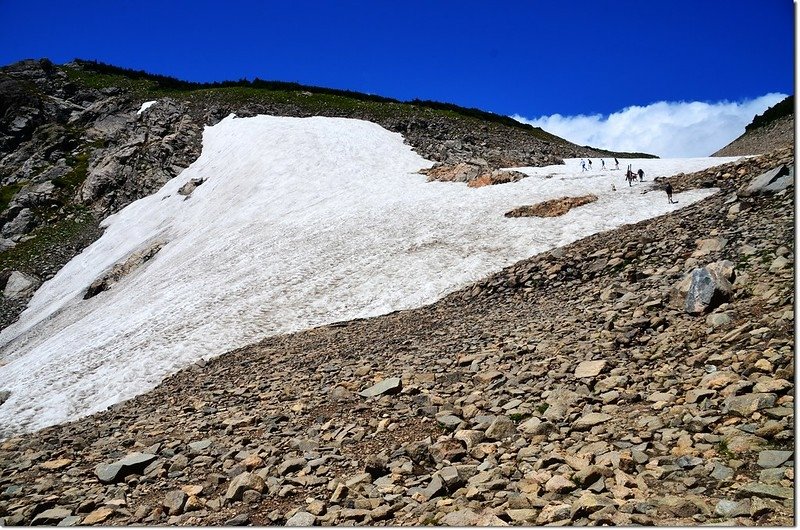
[[505, 194, 598, 217]]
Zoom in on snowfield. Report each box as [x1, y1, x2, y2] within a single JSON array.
[[0, 114, 739, 436]]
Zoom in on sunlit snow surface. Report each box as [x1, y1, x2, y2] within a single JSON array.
[[136, 100, 157, 115], [0, 115, 739, 436]]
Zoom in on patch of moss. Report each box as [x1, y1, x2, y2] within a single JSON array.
[[509, 412, 531, 423], [0, 208, 98, 273], [0, 182, 26, 213], [51, 151, 91, 190]]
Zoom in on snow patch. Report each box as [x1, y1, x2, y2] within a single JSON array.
[[136, 100, 157, 115], [0, 115, 739, 436]]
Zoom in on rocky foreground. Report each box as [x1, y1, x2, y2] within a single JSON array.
[[0, 147, 794, 526]]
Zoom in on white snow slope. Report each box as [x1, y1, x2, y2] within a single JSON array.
[[0, 114, 739, 436]]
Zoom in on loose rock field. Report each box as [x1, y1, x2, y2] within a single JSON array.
[[0, 148, 793, 526]]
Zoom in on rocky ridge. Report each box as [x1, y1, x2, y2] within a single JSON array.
[[713, 115, 794, 157], [713, 95, 794, 157], [0, 147, 793, 526]]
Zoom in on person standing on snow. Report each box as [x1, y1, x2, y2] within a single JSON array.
[[665, 182, 675, 203], [601, 159, 606, 170], [638, 168, 644, 182], [588, 159, 592, 170]]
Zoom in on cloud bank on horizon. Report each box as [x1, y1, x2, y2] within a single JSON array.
[[513, 93, 788, 158]]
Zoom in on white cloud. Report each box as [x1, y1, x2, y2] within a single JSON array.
[[512, 93, 788, 158]]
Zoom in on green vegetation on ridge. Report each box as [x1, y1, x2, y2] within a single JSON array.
[[64, 59, 565, 142]]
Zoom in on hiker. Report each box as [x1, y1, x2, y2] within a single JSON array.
[[626, 165, 634, 186], [614, 157, 619, 170], [666, 182, 674, 203], [588, 159, 592, 170], [580, 159, 587, 171], [601, 159, 605, 170], [638, 168, 644, 182]]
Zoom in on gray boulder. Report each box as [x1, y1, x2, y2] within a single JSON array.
[[3, 270, 39, 299], [1, 208, 36, 238], [94, 452, 158, 483], [684, 261, 735, 315], [742, 165, 794, 195], [359, 377, 401, 398]]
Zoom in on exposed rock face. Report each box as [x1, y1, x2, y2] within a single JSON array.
[[0, 147, 792, 526], [504, 194, 598, 218], [84, 241, 164, 299]]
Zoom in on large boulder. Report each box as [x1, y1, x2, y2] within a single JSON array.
[[94, 452, 158, 484], [1, 208, 36, 238], [3, 270, 40, 299], [682, 261, 735, 315], [741, 165, 794, 195]]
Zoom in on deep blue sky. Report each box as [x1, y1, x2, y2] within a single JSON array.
[[0, 0, 794, 118]]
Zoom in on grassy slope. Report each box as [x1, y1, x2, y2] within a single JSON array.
[[61, 60, 654, 158]]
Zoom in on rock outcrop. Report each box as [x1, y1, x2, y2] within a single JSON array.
[[504, 195, 598, 218]]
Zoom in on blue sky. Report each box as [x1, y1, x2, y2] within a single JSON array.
[[0, 0, 794, 156]]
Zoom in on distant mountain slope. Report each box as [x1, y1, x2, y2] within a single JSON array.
[[713, 95, 794, 156]]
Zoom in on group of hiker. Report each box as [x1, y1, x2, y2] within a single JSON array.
[[625, 164, 644, 186], [580, 157, 620, 172], [579, 157, 674, 203]]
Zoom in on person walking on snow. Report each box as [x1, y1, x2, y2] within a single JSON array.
[[637, 168, 644, 182], [580, 159, 587, 171], [665, 182, 675, 203], [601, 159, 605, 170], [588, 159, 592, 170]]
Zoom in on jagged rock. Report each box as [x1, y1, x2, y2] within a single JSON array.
[[2, 207, 35, 237], [572, 412, 612, 431], [163, 490, 187, 516], [285, 511, 315, 526], [544, 474, 576, 493], [742, 164, 793, 195], [429, 439, 466, 463], [484, 415, 516, 440], [724, 393, 777, 416], [756, 450, 792, 468], [278, 457, 307, 475], [736, 483, 794, 500], [692, 237, 728, 258], [714, 499, 749, 518], [2, 270, 39, 299], [358, 377, 401, 398], [82, 508, 114, 525], [84, 242, 164, 299], [225, 471, 266, 503], [684, 261, 734, 314], [31, 508, 72, 525], [439, 508, 507, 526], [94, 452, 158, 483], [574, 360, 606, 378], [178, 177, 205, 196]]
